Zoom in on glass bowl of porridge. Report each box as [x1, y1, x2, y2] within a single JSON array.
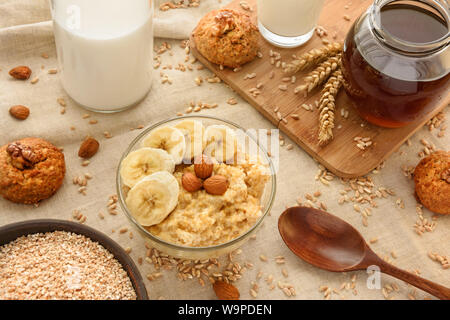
[[116, 115, 276, 260]]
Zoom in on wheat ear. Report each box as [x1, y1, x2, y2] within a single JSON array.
[[284, 42, 342, 75], [318, 69, 344, 146], [294, 54, 341, 95]]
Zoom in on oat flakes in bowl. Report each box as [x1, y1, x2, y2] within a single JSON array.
[[117, 115, 276, 260], [0, 219, 147, 300]]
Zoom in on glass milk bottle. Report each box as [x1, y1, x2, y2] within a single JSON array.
[[257, 0, 325, 48], [50, 0, 154, 112]]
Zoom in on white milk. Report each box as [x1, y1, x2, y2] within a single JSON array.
[[258, 0, 325, 37], [51, 0, 153, 111]]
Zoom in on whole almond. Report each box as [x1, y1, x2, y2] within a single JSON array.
[[182, 172, 203, 192], [9, 66, 32, 80], [78, 137, 99, 158], [213, 281, 240, 300], [9, 105, 30, 120], [204, 175, 228, 195], [194, 154, 214, 179]]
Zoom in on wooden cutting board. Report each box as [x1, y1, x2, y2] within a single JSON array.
[[190, 0, 449, 178]]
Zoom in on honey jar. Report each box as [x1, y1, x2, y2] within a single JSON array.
[[341, 0, 450, 128]]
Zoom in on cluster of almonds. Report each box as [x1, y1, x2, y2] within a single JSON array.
[[284, 43, 344, 145], [8, 66, 32, 120], [8, 64, 100, 166], [181, 155, 229, 195]]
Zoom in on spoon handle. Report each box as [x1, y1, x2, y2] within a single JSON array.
[[374, 257, 450, 300]]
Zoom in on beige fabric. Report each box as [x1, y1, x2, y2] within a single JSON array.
[[0, 0, 230, 39], [0, 0, 448, 300], [0, 0, 50, 29]]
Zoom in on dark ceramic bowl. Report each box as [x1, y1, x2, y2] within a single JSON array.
[[0, 219, 148, 300]]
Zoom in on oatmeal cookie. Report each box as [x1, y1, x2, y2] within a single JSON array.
[[0, 137, 66, 204], [193, 9, 259, 68], [414, 150, 450, 215]]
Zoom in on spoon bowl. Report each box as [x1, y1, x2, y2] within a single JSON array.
[[278, 206, 450, 300], [279, 206, 367, 272]]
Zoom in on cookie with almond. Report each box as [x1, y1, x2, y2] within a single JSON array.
[[0, 137, 66, 204]]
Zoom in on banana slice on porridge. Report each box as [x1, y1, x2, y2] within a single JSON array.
[[142, 126, 186, 164], [125, 171, 179, 227], [174, 120, 205, 163], [120, 147, 175, 187]]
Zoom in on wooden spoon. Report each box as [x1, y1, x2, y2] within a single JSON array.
[[278, 206, 450, 300]]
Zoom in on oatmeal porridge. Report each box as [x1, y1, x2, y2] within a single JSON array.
[[120, 118, 272, 249], [148, 160, 269, 247]]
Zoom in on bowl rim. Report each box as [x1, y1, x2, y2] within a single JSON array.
[[0, 219, 148, 300], [116, 114, 277, 252]]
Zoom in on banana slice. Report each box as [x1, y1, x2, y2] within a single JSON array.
[[142, 126, 186, 164], [174, 120, 205, 163], [125, 171, 179, 227], [120, 147, 175, 187], [203, 125, 238, 163]]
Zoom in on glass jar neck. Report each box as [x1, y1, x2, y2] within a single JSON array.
[[369, 0, 450, 55]]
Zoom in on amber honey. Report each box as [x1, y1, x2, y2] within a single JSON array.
[[341, 2, 450, 128]]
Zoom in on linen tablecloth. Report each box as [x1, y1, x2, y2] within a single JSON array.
[[0, 0, 448, 300]]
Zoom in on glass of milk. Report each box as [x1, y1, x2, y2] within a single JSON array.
[[50, 0, 153, 112], [257, 0, 325, 48]]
